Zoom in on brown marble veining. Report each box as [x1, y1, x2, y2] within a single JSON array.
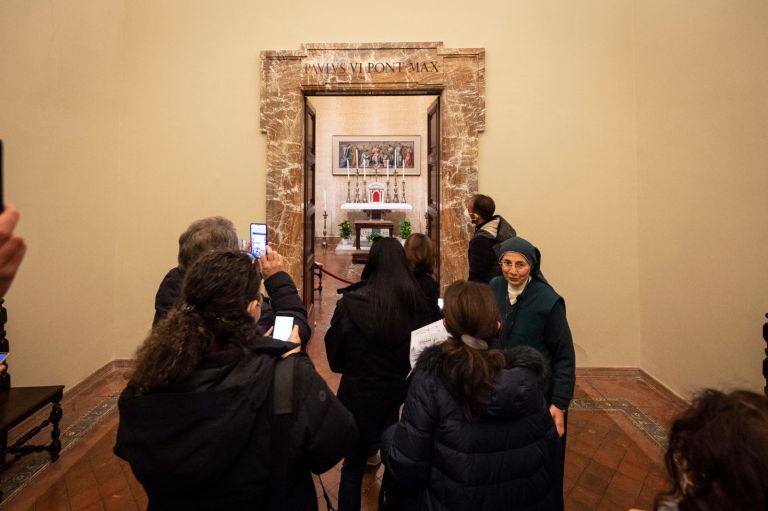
[[261, 42, 485, 293]]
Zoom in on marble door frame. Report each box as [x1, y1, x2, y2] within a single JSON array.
[[260, 42, 485, 295]]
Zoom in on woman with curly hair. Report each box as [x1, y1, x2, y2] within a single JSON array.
[[115, 249, 356, 510], [631, 389, 768, 511], [381, 280, 563, 511]]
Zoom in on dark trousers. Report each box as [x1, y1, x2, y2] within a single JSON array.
[[338, 436, 371, 511]]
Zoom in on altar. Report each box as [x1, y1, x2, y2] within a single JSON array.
[[341, 201, 412, 219], [352, 220, 394, 249]]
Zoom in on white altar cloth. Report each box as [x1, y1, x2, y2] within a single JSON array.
[[341, 203, 412, 211]]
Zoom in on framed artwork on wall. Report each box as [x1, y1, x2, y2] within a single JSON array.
[[332, 135, 421, 176]]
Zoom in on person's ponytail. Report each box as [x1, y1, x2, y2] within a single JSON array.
[[130, 307, 212, 394], [440, 339, 505, 418], [439, 280, 506, 419]]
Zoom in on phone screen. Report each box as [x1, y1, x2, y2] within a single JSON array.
[[250, 223, 267, 259], [273, 315, 294, 342], [0, 352, 8, 364]]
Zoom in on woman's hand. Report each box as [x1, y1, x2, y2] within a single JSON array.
[[259, 243, 283, 279], [282, 325, 301, 357], [549, 405, 565, 437]]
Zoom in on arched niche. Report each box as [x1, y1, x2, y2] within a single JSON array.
[[260, 42, 485, 296]]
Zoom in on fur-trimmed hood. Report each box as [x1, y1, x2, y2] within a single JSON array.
[[414, 343, 550, 419]]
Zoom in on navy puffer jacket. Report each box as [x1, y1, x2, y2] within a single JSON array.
[[381, 344, 563, 511]]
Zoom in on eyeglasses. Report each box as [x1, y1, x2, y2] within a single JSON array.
[[500, 260, 529, 269]]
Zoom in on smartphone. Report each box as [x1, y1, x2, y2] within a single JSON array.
[[0, 352, 8, 364], [273, 315, 295, 342], [250, 223, 267, 259], [437, 298, 444, 310]]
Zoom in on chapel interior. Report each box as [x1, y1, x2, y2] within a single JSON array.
[[0, 1, 766, 509]]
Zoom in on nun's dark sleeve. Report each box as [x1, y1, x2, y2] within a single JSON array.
[[544, 299, 575, 410]]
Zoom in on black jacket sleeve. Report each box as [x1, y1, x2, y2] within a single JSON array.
[[153, 268, 183, 327], [468, 235, 497, 283], [261, 271, 311, 348], [292, 355, 357, 474], [324, 298, 348, 373], [381, 372, 439, 485], [543, 300, 575, 410]]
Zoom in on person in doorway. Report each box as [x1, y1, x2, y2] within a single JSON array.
[[381, 280, 563, 511], [325, 237, 439, 511], [404, 233, 440, 310], [466, 194, 516, 283], [489, 236, 575, 468]]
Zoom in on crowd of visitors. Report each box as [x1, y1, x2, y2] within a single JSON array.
[[101, 205, 767, 511]]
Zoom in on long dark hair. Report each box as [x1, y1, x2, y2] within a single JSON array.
[[361, 237, 429, 330], [404, 233, 435, 275], [440, 280, 506, 419], [130, 250, 262, 394], [656, 389, 768, 511]]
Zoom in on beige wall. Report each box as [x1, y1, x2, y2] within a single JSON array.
[[634, 1, 768, 396], [1, 0, 765, 397], [0, 0, 124, 387]]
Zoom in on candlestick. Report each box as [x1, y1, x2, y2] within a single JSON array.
[[322, 210, 328, 249], [354, 169, 361, 203], [346, 176, 351, 203], [386, 161, 389, 181], [401, 175, 406, 203], [346, 160, 350, 181]]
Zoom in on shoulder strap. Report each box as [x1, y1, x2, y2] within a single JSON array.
[[269, 356, 296, 511], [273, 355, 295, 415], [270, 356, 336, 511]]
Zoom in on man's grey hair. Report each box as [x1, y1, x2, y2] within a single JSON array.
[[177, 216, 239, 271]]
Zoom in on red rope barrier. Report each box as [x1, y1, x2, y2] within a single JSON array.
[[314, 262, 356, 286]]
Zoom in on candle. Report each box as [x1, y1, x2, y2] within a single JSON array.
[[324, 191, 327, 212], [356, 149, 359, 168], [402, 157, 405, 179], [386, 160, 389, 181], [363, 159, 366, 180], [346, 160, 350, 181]]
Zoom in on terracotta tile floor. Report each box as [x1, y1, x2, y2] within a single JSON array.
[[1, 241, 686, 510]]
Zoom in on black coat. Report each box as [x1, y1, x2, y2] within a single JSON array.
[[468, 215, 517, 283], [325, 282, 438, 444], [381, 345, 564, 511], [114, 337, 357, 510], [153, 268, 312, 348], [413, 270, 440, 310]]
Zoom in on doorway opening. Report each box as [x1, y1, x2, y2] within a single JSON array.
[[302, 93, 441, 310]]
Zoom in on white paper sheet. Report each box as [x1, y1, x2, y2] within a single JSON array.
[[409, 319, 451, 369]]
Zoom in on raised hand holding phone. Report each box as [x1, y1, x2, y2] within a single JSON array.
[[0, 140, 26, 297], [259, 243, 283, 279]]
